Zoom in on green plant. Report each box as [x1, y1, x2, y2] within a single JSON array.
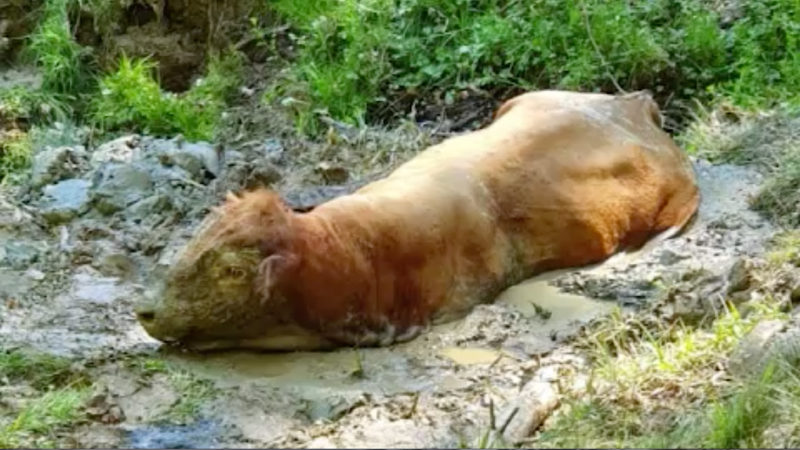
[[27, 0, 93, 97], [163, 371, 217, 423], [268, 0, 800, 133], [0, 386, 89, 448], [0, 130, 33, 183], [535, 296, 788, 448], [0, 349, 82, 390], [90, 51, 243, 140]]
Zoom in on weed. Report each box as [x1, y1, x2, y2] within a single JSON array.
[[26, 0, 93, 97], [163, 371, 217, 423], [90, 51, 243, 140], [679, 104, 800, 226], [0, 86, 71, 126], [0, 386, 90, 448], [535, 295, 787, 448], [0, 349, 84, 391], [0, 349, 91, 448], [0, 130, 32, 183], [767, 231, 800, 266]]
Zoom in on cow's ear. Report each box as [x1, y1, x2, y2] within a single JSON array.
[[256, 253, 299, 299], [493, 96, 519, 120]]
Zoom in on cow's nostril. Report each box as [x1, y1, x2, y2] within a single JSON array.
[[136, 309, 155, 322]]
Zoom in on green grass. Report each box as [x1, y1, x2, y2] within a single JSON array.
[[0, 386, 90, 448], [0, 349, 91, 448], [680, 104, 800, 226], [535, 296, 789, 448], [269, 0, 800, 132], [90, 51, 243, 141], [162, 371, 217, 423], [0, 349, 84, 390], [0, 130, 33, 184], [26, 0, 93, 98], [767, 230, 800, 266]]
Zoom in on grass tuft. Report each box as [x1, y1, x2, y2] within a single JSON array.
[[90, 51, 243, 141], [26, 0, 93, 97], [680, 104, 800, 226], [0, 349, 91, 448], [536, 295, 788, 448]]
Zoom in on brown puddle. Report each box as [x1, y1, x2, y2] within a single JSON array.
[[438, 347, 501, 365], [160, 267, 617, 397], [497, 270, 614, 326]]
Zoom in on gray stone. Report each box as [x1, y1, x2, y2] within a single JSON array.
[[91, 163, 154, 215], [262, 138, 285, 163], [727, 258, 754, 294], [659, 249, 688, 266], [39, 178, 92, 224], [315, 162, 349, 184], [0, 240, 43, 269], [500, 380, 559, 444], [90, 135, 140, 166], [127, 194, 173, 221], [728, 319, 786, 377], [0, 196, 33, 230], [157, 141, 221, 180], [92, 241, 136, 278], [31, 146, 88, 188], [245, 163, 283, 188]]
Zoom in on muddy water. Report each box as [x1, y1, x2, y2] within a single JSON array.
[[165, 270, 608, 387]]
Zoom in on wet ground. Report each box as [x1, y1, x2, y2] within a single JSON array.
[[0, 116, 775, 449]]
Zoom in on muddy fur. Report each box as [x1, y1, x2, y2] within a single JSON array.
[[135, 90, 700, 351]]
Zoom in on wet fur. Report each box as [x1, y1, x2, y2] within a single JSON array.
[[142, 90, 700, 350]]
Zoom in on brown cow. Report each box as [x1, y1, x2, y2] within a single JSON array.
[[134, 90, 699, 351]]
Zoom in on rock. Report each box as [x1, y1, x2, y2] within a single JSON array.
[[39, 178, 92, 224], [91, 163, 154, 215], [305, 437, 336, 448], [658, 249, 688, 266], [315, 162, 349, 184], [127, 194, 173, 222], [31, 145, 88, 188], [0, 196, 33, 230], [727, 258, 754, 294], [283, 184, 363, 212], [92, 241, 136, 278], [158, 141, 221, 180], [654, 269, 729, 325], [728, 319, 786, 377], [500, 380, 559, 444], [261, 138, 285, 164], [24, 268, 45, 281], [0, 240, 43, 269], [245, 163, 283, 188], [90, 135, 140, 166]]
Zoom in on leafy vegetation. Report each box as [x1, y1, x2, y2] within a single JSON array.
[[26, 0, 94, 98], [680, 105, 800, 226], [90, 51, 244, 141], [270, 0, 800, 131], [0, 387, 90, 448], [0, 350, 91, 448], [535, 292, 794, 448]]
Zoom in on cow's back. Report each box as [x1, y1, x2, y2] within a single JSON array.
[[476, 90, 699, 272]]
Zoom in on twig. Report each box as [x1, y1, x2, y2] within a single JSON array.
[[498, 406, 520, 435], [578, 0, 626, 94]]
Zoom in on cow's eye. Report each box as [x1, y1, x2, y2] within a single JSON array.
[[223, 266, 246, 280]]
